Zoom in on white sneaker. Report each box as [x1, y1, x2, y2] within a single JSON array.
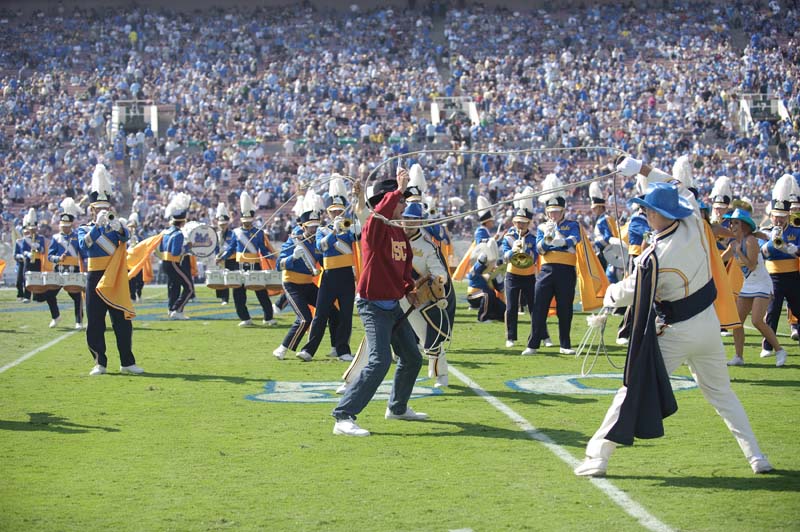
[[272, 304, 281, 315], [89, 364, 106, 376], [335, 382, 349, 395], [328, 348, 339, 358], [337, 353, 354, 362], [333, 418, 370, 437], [120, 364, 144, 375], [238, 319, 253, 327], [435, 375, 449, 388], [74, 323, 83, 330], [759, 349, 774, 358], [296, 350, 313, 362], [220, 301, 228, 306], [775, 349, 788, 368], [544, 338, 554, 348], [791, 329, 799, 341], [273, 345, 288, 360], [262, 319, 277, 326], [174, 311, 189, 320], [22, 298, 30, 303], [574, 457, 608, 477], [559, 347, 576, 355], [505, 340, 515, 348], [750, 456, 774, 474], [615, 337, 629, 346], [168, 310, 176, 319], [49, 316, 62, 328], [521, 348, 537, 356], [720, 330, 732, 337], [727, 356, 745, 367], [385, 406, 428, 421]]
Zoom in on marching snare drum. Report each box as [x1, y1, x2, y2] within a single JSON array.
[[182, 221, 218, 259], [205, 269, 227, 290], [25, 271, 62, 294], [223, 269, 244, 288], [61, 271, 86, 293], [243, 270, 268, 291], [263, 270, 283, 290]]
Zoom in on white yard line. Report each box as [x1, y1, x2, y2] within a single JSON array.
[[0, 332, 77, 374], [448, 365, 674, 532]]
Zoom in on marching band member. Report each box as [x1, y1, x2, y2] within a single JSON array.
[[399, 201, 454, 388], [48, 198, 86, 329], [297, 177, 355, 362], [532, 174, 582, 355], [218, 191, 276, 328], [501, 190, 538, 355], [214, 203, 236, 306], [451, 194, 495, 281], [589, 182, 622, 283], [722, 208, 785, 367], [467, 239, 506, 323], [158, 193, 194, 320], [273, 193, 323, 361], [575, 158, 772, 477], [758, 174, 800, 365], [20, 208, 59, 322], [77, 163, 142, 376], [14, 228, 29, 302], [709, 176, 738, 337], [126, 213, 144, 302]]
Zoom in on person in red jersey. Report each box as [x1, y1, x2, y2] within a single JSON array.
[[331, 168, 429, 437]]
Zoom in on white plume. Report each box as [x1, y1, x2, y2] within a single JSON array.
[[291, 194, 305, 218], [477, 195, 492, 217], [216, 202, 229, 219], [773, 173, 799, 202], [672, 155, 694, 188], [166, 192, 191, 218], [240, 191, 256, 215], [539, 173, 564, 204], [408, 164, 427, 194], [514, 186, 534, 212], [589, 181, 603, 201], [710, 176, 732, 201], [329, 176, 347, 199], [23, 207, 37, 226], [59, 197, 83, 217], [303, 189, 325, 213], [91, 163, 114, 195]]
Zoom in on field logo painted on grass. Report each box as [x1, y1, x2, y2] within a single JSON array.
[[247, 380, 442, 403], [507, 373, 697, 395]]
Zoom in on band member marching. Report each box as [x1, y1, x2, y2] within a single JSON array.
[[501, 190, 538, 355], [759, 174, 800, 365], [213, 202, 236, 306], [589, 181, 622, 283], [467, 237, 506, 323], [273, 193, 323, 360], [48, 198, 87, 329], [532, 174, 583, 355], [296, 177, 356, 362], [158, 193, 194, 320], [709, 176, 738, 337], [14, 227, 29, 302], [218, 191, 276, 328], [21, 208, 61, 324], [126, 213, 144, 302], [77, 163, 142, 376]]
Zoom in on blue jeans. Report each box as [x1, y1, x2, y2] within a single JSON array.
[[332, 299, 423, 421]]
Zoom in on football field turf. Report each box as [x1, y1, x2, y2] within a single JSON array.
[[1, 285, 798, 531]]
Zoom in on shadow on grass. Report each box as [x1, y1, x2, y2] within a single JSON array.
[[728, 377, 800, 388], [440, 384, 595, 407], [611, 471, 800, 491], [373, 418, 590, 444], [130, 372, 265, 384], [0, 412, 120, 434]]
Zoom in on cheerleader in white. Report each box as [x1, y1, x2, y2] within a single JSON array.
[[722, 208, 787, 366]]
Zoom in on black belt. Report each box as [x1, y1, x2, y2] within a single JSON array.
[[655, 278, 716, 325]]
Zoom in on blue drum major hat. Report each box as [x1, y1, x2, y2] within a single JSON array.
[[402, 202, 425, 219], [723, 208, 756, 231], [628, 182, 694, 220]]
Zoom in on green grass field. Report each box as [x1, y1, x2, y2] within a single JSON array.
[[1, 284, 798, 531]]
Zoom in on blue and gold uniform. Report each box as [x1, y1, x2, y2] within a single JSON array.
[[501, 222, 538, 347], [593, 211, 620, 282], [49, 216, 87, 327], [78, 218, 137, 371], [298, 213, 356, 359], [760, 222, 800, 353], [158, 223, 194, 316], [17, 228, 47, 302], [219, 223, 275, 325], [274, 214, 323, 356], [214, 224, 237, 304], [467, 255, 506, 322]]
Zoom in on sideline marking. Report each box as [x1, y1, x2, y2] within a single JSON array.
[[448, 364, 674, 532], [0, 332, 77, 374]]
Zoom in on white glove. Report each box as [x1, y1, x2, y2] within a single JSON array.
[[108, 219, 122, 232], [23, 251, 31, 259], [95, 210, 109, 226], [550, 236, 566, 248], [512, 240, 523, 253], [786, 243, 799, 255], [292, 246, 304, 259], [616, 156, 643, 178], [333, 216, 350, 233], [608, 236, 621, 246]]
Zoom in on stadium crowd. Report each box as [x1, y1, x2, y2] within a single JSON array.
[[1, 0, 799, 254]]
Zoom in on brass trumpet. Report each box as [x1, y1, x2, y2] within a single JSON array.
[[510, 238, 534, 268], [771, 226, 785, 249], [791, 213, 800, 228]]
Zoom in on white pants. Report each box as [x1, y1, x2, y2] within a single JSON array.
[[585, 305, 764, 464]]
